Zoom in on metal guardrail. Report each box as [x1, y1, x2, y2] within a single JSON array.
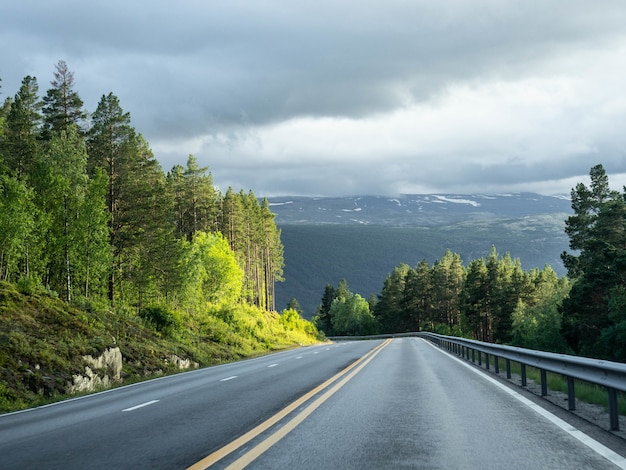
[[329, 332, 626, 431]]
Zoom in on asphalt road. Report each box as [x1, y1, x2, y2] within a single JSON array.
[[1, 338, 625, 469]]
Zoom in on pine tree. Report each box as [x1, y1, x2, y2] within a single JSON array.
[[168, 155, 219, 242], [462, 258, 489, 341], [560, 164, 626, 358], [38, 126, 91, 301], [220, 187, 244, 253], [75, 169, 111, 300], [313, 284, 336, 334], [4, 76, 42, 178], [41, 60, 86, 139], [374, 263, 410, 332], [117, 134, 172, 308], [0, 174, 35, 281], [430, 250, 464, 330], [402, 260, 432, 331], [184, 155, 218, 236], [260, 197, 283, 311]]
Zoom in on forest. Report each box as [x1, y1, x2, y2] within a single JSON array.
[[313, 165, 626, 363], [2, 61, 625, 365], [0, 61, 290, 326]]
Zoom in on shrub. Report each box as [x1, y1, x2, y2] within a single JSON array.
[[139, 305, 180, 336], [16, 276, 39, 296]]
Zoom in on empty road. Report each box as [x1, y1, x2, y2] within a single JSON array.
[[1, 338, 624, 469]]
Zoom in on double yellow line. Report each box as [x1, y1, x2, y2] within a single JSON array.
[[188, 338, 392, 469]]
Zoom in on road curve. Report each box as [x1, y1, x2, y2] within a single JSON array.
[[210, 338, 626, 469], [0, 341, 380, 469], [1, 338, 624, 469]]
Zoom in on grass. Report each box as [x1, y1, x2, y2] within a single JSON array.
[[0, 281, 320, 413], [492, 356, 626, 415]]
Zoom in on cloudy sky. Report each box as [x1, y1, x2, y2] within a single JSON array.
[[2, 1, 626, 197]]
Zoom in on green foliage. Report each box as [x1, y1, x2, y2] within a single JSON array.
[[0, 279, 319, 413], [374, 263, 411, 332], [278, 218, 568, 317], [180, 231, 244, 309], [16, 276, 40, 296], [280, 308, 319, 339], [511, 290, 571, 353], [313, 279, 378, 336], [315, 247, 570, 349], [4, 75, 42, 178], [0, 67, 307, 414], [41, 60, 86, 138], [561, 164, 626, 361], [285, 298, 300, 313], [330, 293, 378, 336], [598, 286, 626, 360], [0, 69, 285, 317], [138, 305, 181, 336], [308, 163, 626, 361], [0, 173, 35, 281]]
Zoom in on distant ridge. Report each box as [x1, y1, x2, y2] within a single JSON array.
[[267, 193, 573, 317], [268, 193, 571, 226]]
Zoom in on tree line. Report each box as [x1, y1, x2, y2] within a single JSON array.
[[314, 165, 626, 363], [0, 61, 284, 316]]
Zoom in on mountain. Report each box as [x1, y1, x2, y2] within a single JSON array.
[[268, 193, 573, 317]]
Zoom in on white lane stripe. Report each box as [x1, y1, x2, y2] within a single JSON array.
[[268, 364, 278, 368], [296, 356, 303, 359], [122, 400, 159, 412], [422, 339, 626, 469], [220, 376, 238, 382]]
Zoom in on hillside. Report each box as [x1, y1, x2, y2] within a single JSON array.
[[270, 194, 572, 316], [0, 282, 318, 413]]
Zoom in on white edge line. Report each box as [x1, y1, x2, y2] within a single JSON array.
[[0, 345, 322, 418], [421, 338, 626, 469], [122, 400, 159, 412]]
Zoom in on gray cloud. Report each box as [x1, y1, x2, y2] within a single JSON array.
[[2, 1, 626, 196]]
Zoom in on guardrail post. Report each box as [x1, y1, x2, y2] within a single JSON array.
[[608, 388, 620, 431], [540, 370, 548, 396], [567, 377, 576, 411], [415, 332, 626, 430]]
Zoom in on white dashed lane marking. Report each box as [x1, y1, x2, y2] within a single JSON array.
[[122, 400, 159, 412]]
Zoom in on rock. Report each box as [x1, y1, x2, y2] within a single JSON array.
[[166, 355, 199, 370], [68, 347, 123, 394], [83, 347, 123, 380]]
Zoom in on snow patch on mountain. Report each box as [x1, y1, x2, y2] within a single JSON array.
[[432, 195, 481, 207]]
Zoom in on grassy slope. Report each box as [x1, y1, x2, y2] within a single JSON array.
[[0, 281, 318, 413]]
